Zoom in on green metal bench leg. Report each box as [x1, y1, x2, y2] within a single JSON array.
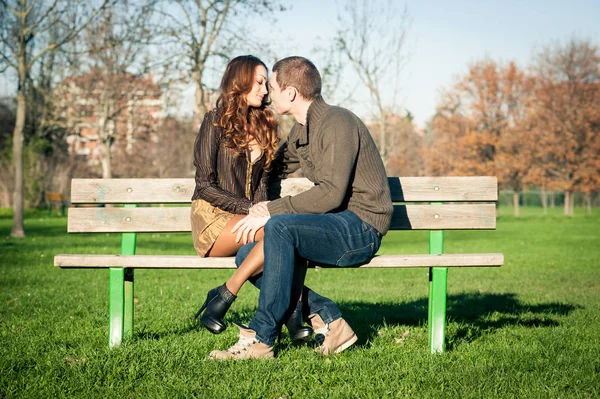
[[108, 205, 137, 348], [109, 267, 125, 348], [428, 266, 448, 353], [121, 206, 137, 342], [428, 223, 447, 353], [124, 268, 134, 339]]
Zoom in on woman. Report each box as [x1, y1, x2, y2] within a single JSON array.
[[190, 55, 312, 342]]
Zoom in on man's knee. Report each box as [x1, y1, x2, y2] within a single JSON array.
[[264, 215, 291, 237]]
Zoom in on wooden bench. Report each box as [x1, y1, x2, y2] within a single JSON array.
[[46, 192, 69, 216], [54, 177, 504, 352]]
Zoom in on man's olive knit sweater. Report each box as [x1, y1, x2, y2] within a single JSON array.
[[267, 96, 393, 235]]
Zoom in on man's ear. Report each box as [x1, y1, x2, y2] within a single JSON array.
[[288, 87, 298, 102]]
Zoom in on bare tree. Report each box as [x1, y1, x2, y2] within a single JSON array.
[[157, 0, 286, 130], [0, 0, 108, 237], [336, 0, 410, 169], [56, 1, 161, 179]]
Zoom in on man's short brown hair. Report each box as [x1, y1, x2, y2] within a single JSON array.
[[272, 56, 322, 100]]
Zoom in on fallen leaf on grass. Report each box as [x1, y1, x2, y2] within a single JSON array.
[[395, 329, 410, 344], [64, 357, 86, 366]]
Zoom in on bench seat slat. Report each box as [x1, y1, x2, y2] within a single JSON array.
[[67, 204, 497, 233], [55, 253, 504, 269], [70, 177, 498, 204]]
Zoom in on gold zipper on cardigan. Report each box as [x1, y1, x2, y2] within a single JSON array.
[[245, 159, 253, 200]]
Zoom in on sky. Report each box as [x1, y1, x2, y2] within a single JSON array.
[[253, 0, 600, 126], [1, 0, 599, 127]]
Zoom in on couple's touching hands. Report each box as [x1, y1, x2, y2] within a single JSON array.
[[231, 201, 271, 243]]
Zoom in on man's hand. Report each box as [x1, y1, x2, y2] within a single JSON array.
[[249, 201, 270, 217], [231, 215, 270, 244]]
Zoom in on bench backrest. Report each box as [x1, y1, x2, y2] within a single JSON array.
[[67, 177, 497, 233]]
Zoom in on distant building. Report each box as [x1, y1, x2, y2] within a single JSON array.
[[56, 69, 164, 163]]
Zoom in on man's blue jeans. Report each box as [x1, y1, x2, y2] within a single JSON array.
[[237, 210, 382, 346]]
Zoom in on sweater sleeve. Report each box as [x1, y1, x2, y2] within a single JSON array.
[[267, 112, 358, 215], [193, 111, 252, 214]]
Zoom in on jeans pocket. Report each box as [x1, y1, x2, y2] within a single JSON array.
[[336, 243, 374, 267]]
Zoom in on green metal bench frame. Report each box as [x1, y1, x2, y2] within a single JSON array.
[[55, 177, 503, 353]]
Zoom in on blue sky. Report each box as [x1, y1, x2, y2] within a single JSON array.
[[1, 0, 599, 127], [258, 0, 600, 126]]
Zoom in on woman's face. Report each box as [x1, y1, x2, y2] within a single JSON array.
[[246, 65, 268, 108]]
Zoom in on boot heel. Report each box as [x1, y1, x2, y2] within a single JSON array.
[[285, 302, 313, 343], [194, 296, 209, 320], [200, 314, 226, 334]]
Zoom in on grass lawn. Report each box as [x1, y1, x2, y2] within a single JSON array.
[[1, 207, 599, 398]]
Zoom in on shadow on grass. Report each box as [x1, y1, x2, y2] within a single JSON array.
[[134, 322, 201, 341], [338, 292, 579, 350], [132, 292, 579, 351]]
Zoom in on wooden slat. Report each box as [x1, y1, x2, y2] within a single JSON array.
[[71, 178, 195, 204], [67, 204, 496, 233], [68, 206, 191, 233], [70, 177, 498, 204], [388, 176, 497, 202], [69, 178, 315, 204], [390, 204, 496, 230], [54, 253, 504, 269]]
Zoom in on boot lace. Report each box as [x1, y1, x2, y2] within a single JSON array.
[[228, 333, 256, 354]]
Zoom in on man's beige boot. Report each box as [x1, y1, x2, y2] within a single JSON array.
[[308, 314, 358, 355], [208, 324, 274, 360]]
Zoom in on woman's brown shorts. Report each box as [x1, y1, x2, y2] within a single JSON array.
[[190, 199, 236, 257]]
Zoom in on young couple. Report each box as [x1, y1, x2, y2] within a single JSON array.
[[191, 55, 393, 360]]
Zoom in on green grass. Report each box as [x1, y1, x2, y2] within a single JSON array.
[[1, 207, 599, 398]]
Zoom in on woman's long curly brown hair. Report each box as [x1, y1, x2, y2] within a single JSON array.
[[215, 55, 278, 169]]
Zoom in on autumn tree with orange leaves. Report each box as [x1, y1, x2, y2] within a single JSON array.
[[528, 39, 600, 215], [425, 59, 535, 216]]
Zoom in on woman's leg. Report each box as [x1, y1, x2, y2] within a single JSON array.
[[207, 215, 265, 295], [197, 215, 310, 340], [207, 215, 264, 256], [225, 241, 264, 295]]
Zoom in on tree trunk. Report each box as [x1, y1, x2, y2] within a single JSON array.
[[585, 193, 592, 215], [193, 68, 206, 132], [126, 96, 134, 154], [564, 190, 572, 216], [513, 191, 520, 217], [101, 139, 112, 179], [379, 116, 388, 171], [540, 185, 548, 215], [99, 117, 112, 179], [550, 191, 556, 208], [11, 89, 26, 238]]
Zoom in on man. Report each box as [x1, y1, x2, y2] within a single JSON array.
[[209, 56, 393, 360]]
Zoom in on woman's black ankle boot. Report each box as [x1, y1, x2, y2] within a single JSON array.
[[194, 284, 237, 334], [285, 301, 313, 343]]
